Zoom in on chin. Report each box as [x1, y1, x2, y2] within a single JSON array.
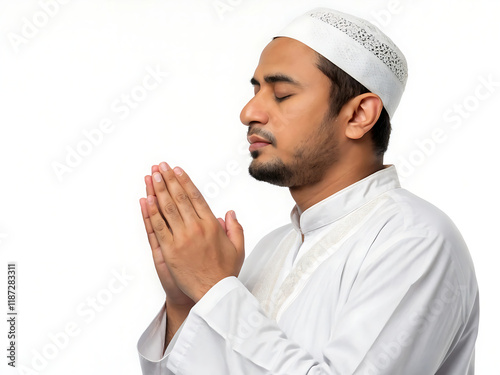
[[248, 157, 294, 187]]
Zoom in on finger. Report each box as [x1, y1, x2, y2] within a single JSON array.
[[146, 175, 173, 229], [217, 217, 227, 232], [146, 195, 174, 245], [145, 175, 155, 197], [156, 163, 201, 223], [146, 164, 160, 197], [225, 210, 245, 258], [151, 170, 185, 229], [140, 198, 161, 249], [164, 164, 213, 220]]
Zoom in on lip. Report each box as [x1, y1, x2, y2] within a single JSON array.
[[247, 135, 272, 153], [247, 135, 272, 145], [249, 142, 271, 152]]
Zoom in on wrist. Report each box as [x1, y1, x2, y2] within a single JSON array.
[[165, 299, 194, 347], [166, 298, 195, 313], [165, 299, 194, 326]]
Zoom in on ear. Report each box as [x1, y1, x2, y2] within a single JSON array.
[[344, 93, 383, 140]]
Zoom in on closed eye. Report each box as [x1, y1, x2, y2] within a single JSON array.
[[275, 94, 292, 102]]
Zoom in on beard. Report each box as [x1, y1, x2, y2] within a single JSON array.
[[248, 112, 339, 188]]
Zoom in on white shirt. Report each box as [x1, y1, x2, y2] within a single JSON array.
[[137, 165, 479, 374]]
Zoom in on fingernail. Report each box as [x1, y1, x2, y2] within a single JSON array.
[[147, 196, 155, 206], [160, 162, 169, 172], [153, 173, 162, 182], [231, 210, 237, 220], [174, 167, 183, 176]]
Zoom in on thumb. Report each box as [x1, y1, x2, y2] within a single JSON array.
[[225, 210, 245, 256]]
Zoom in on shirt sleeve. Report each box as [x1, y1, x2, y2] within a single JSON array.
[[143, 231, 477, 375], [137, 303, 186, 375]]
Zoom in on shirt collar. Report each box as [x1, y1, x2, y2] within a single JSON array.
[[290, 165, 401, 235]]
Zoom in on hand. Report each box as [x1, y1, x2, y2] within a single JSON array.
[[146, 162, 245, 302], [139, 165, 193, 308]]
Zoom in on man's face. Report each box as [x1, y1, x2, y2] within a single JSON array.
[[241, 37, 340, 188]]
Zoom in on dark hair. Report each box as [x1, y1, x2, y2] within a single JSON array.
[[316, 53, 391, 157]]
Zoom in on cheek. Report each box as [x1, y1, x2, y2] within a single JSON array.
[[272, 100, 328, 145], [271, 110, 296, 136], [272, 116, 313, 160]]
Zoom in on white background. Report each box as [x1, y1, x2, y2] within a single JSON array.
[[0, 0, 498, 374]]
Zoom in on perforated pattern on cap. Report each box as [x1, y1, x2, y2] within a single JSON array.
[[310, 10, 408, 84]]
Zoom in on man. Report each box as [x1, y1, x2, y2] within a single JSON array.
[[137, 8, 479, 374]]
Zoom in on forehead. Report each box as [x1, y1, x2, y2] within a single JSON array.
[[254, 37, 326, 83]]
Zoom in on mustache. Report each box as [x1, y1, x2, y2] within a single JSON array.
[[247, 127, 277, 145]]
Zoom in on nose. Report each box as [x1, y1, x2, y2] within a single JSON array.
[[240, 94, 269, 127]]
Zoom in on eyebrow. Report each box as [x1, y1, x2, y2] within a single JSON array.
[[250, 74, 302, 87]]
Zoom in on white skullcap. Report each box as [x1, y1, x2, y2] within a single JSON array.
[[275, 8, 408, 118]]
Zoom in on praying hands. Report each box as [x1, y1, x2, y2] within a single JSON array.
[[139, 162, 245, 307]]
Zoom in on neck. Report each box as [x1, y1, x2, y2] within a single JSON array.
[[290, 158, 384, 213]]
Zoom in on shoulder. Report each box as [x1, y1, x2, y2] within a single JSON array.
[[371, 188, 478, 310], [381, 188, 475, 272], [384, 188, 464, 240]]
